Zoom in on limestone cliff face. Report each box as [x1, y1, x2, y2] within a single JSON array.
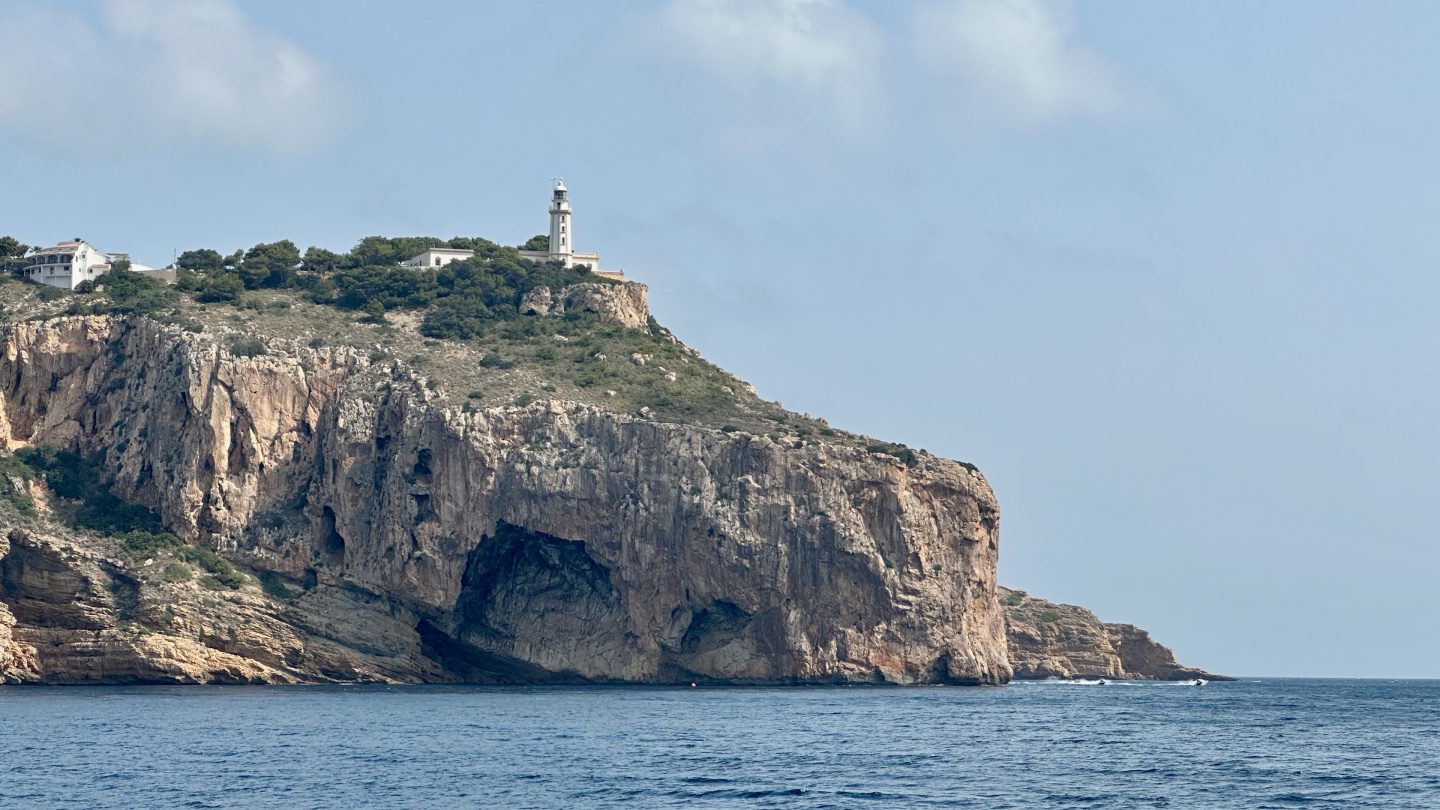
[[519, 281, 649, 328], [1000, 587, 1225, 681], [0, 314, 1009, 685]]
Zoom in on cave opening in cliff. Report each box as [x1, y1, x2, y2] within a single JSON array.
[[320, 506, 345, 567], [411, 493, 435, 525], [435, 521, 625, 682], [679, 600, 753, 656]]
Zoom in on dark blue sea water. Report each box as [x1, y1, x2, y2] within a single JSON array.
[[1, 679, 1437, 808]]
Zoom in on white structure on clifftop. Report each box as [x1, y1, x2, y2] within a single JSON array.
[[401, 180, 623, 279], [517, 179, 622, 280], [402, 247, 476, 268], [22, 241, 158, 290]]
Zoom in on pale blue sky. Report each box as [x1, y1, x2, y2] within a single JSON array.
[[3, 0, 1438, 677]]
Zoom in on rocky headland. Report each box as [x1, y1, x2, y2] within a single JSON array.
[[0, 278, 1011, 685], [1001, 587, 1226, 681], [0, 263, 1217, 685]]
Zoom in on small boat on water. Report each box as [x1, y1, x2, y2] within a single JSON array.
[[1181, 678, 1209, 686], [1068, 678, 1109, 686]]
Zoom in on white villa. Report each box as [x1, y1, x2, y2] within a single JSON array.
[[22, 241, 159, 290], [402, 247, 477, 269], [403, 180, 623, 280]]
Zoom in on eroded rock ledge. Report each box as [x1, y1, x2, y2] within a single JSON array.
[[0, 314, 1009, 685]]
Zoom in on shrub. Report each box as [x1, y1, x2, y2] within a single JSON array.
[[301, 246, 341, 274], [1001, 590, 1028, 607], [514, 393, 534, 407], [123, 531, 181, 556], [360, 298, 388, 324], [0, 452, 36, 516], [194, 273, 244, 303], [229, 337, 267, 358], [238, 241, 301, 289], [308, 337, 325, 349], [467, 391, 483, 399], [15, 446, 76, 497], [162, 563, 192, 583], [1040, 611, 1061, 623], [721, 425, 739, 433], [177, 248, 225, 273], [867, 443, 918, 468], [88, 270, 175, 315], [180, 546, 245, 589], [258, 571, 297, 600], [16, 445, 168, 536], [35, 284, 67, 302]]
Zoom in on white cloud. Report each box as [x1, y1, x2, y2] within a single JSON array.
[[0, 0, 342, 156], [656, 0, 882, 118], [913, 0, 1126, 124]]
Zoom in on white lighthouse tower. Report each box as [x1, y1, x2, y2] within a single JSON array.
[[517, 178, 619, 278], [548, 178, 573, 260]]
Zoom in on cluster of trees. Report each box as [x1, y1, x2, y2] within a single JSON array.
[[12, 444, 168, 537], [172, 235, 516, 300], [5, 231, 611, 340], [75, 267, 175, 315], [1, 236, 31, 277], [173, 241, 304, 301], [173, 235, 605, 339], [5, 443, 245, 589]]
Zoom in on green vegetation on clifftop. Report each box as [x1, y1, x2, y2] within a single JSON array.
[[0, 232, 951, 462]]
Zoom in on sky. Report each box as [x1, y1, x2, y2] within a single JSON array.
[[2, 0, 1438, 678]]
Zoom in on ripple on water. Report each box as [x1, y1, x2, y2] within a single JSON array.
[[0, 679, 1437, 809]]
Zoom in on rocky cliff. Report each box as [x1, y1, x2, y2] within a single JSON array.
[[0, 297, 1010, 685], [1000, 587, 1225, 681]]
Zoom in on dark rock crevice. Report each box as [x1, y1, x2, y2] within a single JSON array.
[[447, 522, 628, 680], [415, 620, 586, 684]]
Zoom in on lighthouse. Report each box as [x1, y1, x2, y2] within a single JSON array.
[[516, 178, 620, 279], [403, 179, 623, 278], [549, 178, 573, 260]]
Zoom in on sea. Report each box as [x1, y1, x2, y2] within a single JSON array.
[[1, 679, 1436, 809]]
